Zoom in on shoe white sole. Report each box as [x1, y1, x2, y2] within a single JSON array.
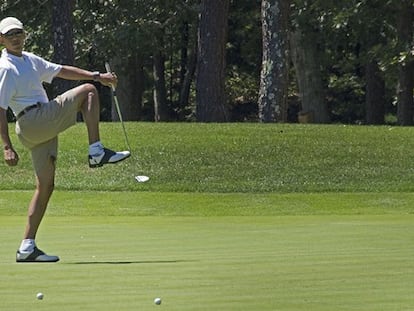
[[16, 247, 59, 263], [89, 148, 131, 168]]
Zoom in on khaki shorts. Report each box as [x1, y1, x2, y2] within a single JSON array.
[[15, 88, 81, 174]]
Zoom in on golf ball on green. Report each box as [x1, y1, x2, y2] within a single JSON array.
[[154, 297, 162, 305], [36, 293, 44, 300]]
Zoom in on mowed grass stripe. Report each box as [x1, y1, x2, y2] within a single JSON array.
[[1, 216, 413, 310], [1, 190, 414, 216]]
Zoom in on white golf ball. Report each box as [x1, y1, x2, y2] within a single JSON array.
[[154, 297, 162, 305], [36, 292, 44, 300]]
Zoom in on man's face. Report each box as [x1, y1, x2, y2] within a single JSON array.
[[0, 28, 26, 56]]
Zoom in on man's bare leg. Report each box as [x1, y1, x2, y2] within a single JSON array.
[[24, 156, 55, 239], [71, 83, 101, 144], [70, 83, 130, 167], [17, 154, 60, 262]]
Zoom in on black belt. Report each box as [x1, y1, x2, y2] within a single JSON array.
[[16, 103, 41, 120]]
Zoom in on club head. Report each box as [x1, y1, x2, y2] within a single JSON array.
[[135, 175, 150, 183]]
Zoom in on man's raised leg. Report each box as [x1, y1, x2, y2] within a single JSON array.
[[70, 83, 130, 167]]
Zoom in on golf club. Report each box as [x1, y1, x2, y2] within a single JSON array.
[[105, 62, 149, 183], [105, 62, 131, 151]]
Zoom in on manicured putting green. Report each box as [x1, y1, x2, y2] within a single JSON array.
[[1, 215, 413, 310]]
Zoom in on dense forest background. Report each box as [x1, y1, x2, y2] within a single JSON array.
[[1, 0, 413, 124]]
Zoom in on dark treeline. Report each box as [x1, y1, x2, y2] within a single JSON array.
[[1, 0, 413, 124]]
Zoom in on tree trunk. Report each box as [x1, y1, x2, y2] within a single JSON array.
[[258, 0, 290, 123], [178, 22, 198, 120], [153, 48, 168, 121], [397, 62, 414, 125], [290, 28, 330, 123], [396, 0, 414, 126], [179, 22, 189, 94], [196, 0, 230, 122], [111, 54, 144, 121], [51, 0, 75, 97], [365, 61, 385, 124], [179, 42, 197, 119]]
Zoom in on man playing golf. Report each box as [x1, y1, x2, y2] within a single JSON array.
[[0, 17, 130, 262]]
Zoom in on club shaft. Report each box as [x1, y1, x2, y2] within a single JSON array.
[[105, 62, 131, 151]]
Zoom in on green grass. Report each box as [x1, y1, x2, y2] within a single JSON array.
[[1, 190, 414, 216], [1, 122, 414, 310], [2, 122, 414, 192], [1, 215, 413, 311]]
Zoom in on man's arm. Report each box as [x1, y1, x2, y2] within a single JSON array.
[[56, 65, 117, 88], [0, 108, 19, 166]]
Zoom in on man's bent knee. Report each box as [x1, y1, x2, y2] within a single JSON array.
[[82, 83, 97, 92], [84, 84, 98, 98], [73, 83, 98, 99], [73, 84, 98, 111]]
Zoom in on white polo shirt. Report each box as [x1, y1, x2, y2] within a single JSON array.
[[0, 48, 62, 116]]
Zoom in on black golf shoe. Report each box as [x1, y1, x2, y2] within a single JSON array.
[[88, 148, 130, 168], [16, 247, 60, 263]]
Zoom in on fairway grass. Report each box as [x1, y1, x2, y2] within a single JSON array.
[[1, 190, 414, 216], [3, 122, 414, 193], [2, 123, 414, 310], [0, 215, 413, 311]]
